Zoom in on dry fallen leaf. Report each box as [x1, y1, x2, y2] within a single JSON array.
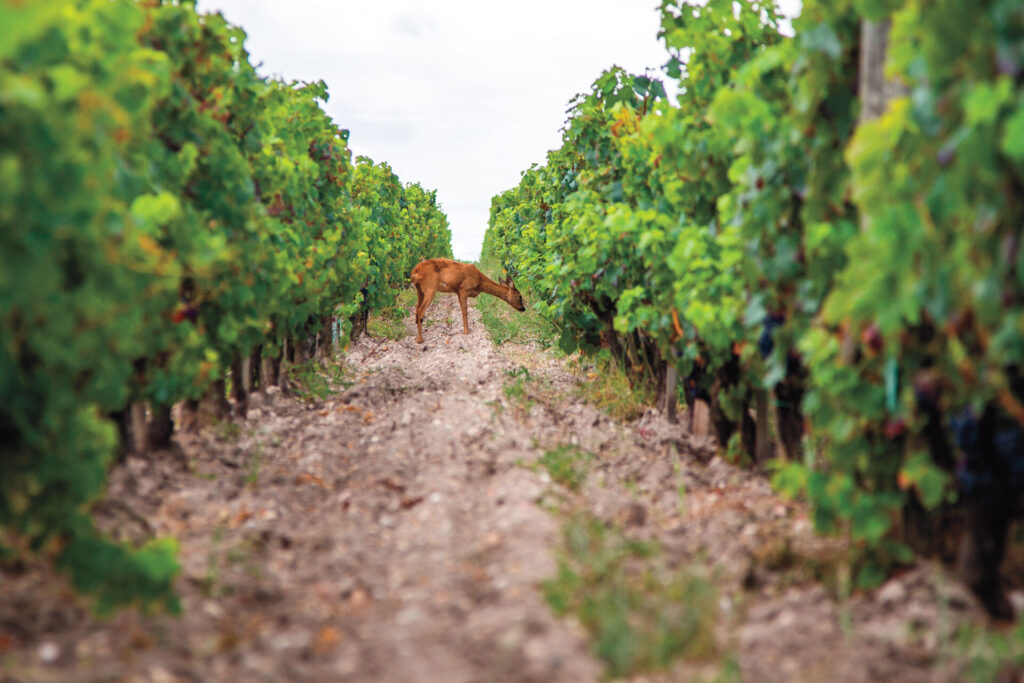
[[296, 473, 330, 489], [400, 495, 424, 509], [230, 506, 252, 529], [379, 478, 406, 493], [313, 626, 342, 655]]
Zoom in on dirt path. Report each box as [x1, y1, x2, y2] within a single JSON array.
[[0, 296, 1006, 682]]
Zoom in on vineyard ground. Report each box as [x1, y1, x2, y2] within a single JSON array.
[[1, 295, 1015, 682]]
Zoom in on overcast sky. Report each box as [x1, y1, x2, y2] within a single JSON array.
[[196, 1, 800, 261]]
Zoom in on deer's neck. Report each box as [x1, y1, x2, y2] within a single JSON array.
[[479, 276, 513, 303]]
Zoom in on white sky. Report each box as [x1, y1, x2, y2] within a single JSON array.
[[196, 1, 800, 261]]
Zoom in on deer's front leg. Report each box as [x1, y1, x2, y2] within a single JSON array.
[[458, 290, 470, 334]]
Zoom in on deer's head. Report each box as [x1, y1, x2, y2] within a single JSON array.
[[504, 276, 526, 312]]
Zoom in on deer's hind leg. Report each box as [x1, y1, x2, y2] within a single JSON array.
[[415, 283, 436, 344], [457, 289, 471, 335], [414, 284, 424, 342]]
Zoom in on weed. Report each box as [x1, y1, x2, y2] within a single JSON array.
[[503, 377, 533, 410], [246, 442, 263, 488], [572, 350, 653, 421], [503, 365, 535, 411], [505, 366, 532, 380], [948, 621, 1024, 682], [543, 512, 718, 677], [367, 313, 407, 340], [201, 525, 226, 598], [328, 361, 355, 390], [538, 445, 591, 492], [290, 359, 335, 402], [365, 288, 415, 341], [215, 419, 240, 441]]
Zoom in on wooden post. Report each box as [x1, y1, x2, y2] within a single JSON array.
[[858, 20, 894, 124], [129, 402, 148, 454], [278, 338, 290, 393], [230, 353, 247, 418], [755, 390, 772, 463], [200, 378, 230, 422], [248, 345, 261, 392], [261, 343, 278, 390], [292, 335, 307, 366], [690, 400, 711, 437], [659, 365, 679, 424], [147, 404, 174, 449]]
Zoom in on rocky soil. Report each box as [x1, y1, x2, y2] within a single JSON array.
[[1, 295, 1018, 682]]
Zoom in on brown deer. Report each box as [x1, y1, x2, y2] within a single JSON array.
[[410, 258, 525, 344]]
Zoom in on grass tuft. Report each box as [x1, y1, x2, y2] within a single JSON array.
[[538, 445, 591, 492], [367, 287, 416, 340], [290, 358, 353, 403], [543, 512, 718, 678], [570, 350, 653, 421], [475, 255, 558, 346]]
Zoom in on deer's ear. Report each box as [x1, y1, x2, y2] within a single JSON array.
[[509, 277, 518, 291]]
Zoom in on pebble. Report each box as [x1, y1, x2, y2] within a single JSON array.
[[877, 579, 907, 606], [396, 606, 425, 625], [37, 641, 60, 664], [774, 609, 796, 628], [271, 631, 311, 652], [333, 643, 362, 675], [1010, 591, 1024, 615], [148, 664, 179, 683]]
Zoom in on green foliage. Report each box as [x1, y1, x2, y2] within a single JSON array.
[[0, 0, 450, 612], [367, 286, 415, 340], [289, 359, 336, 403], [352, 158, 452, 313], [538, 445, 592, 492], [572, 350, 654, 422], [543, 513, 717, 677], [952, 621, 1024, 683], [502, 366, 535, 411], [476, 252, 557, 346], [485, 0, 1024, 584]]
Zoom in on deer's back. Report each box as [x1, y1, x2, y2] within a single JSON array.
[[411, 258, 479, 284]]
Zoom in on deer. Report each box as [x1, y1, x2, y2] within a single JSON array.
[[410, 258, 525, 344]]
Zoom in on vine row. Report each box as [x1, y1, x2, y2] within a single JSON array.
[[0, 0, 450, 612]]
